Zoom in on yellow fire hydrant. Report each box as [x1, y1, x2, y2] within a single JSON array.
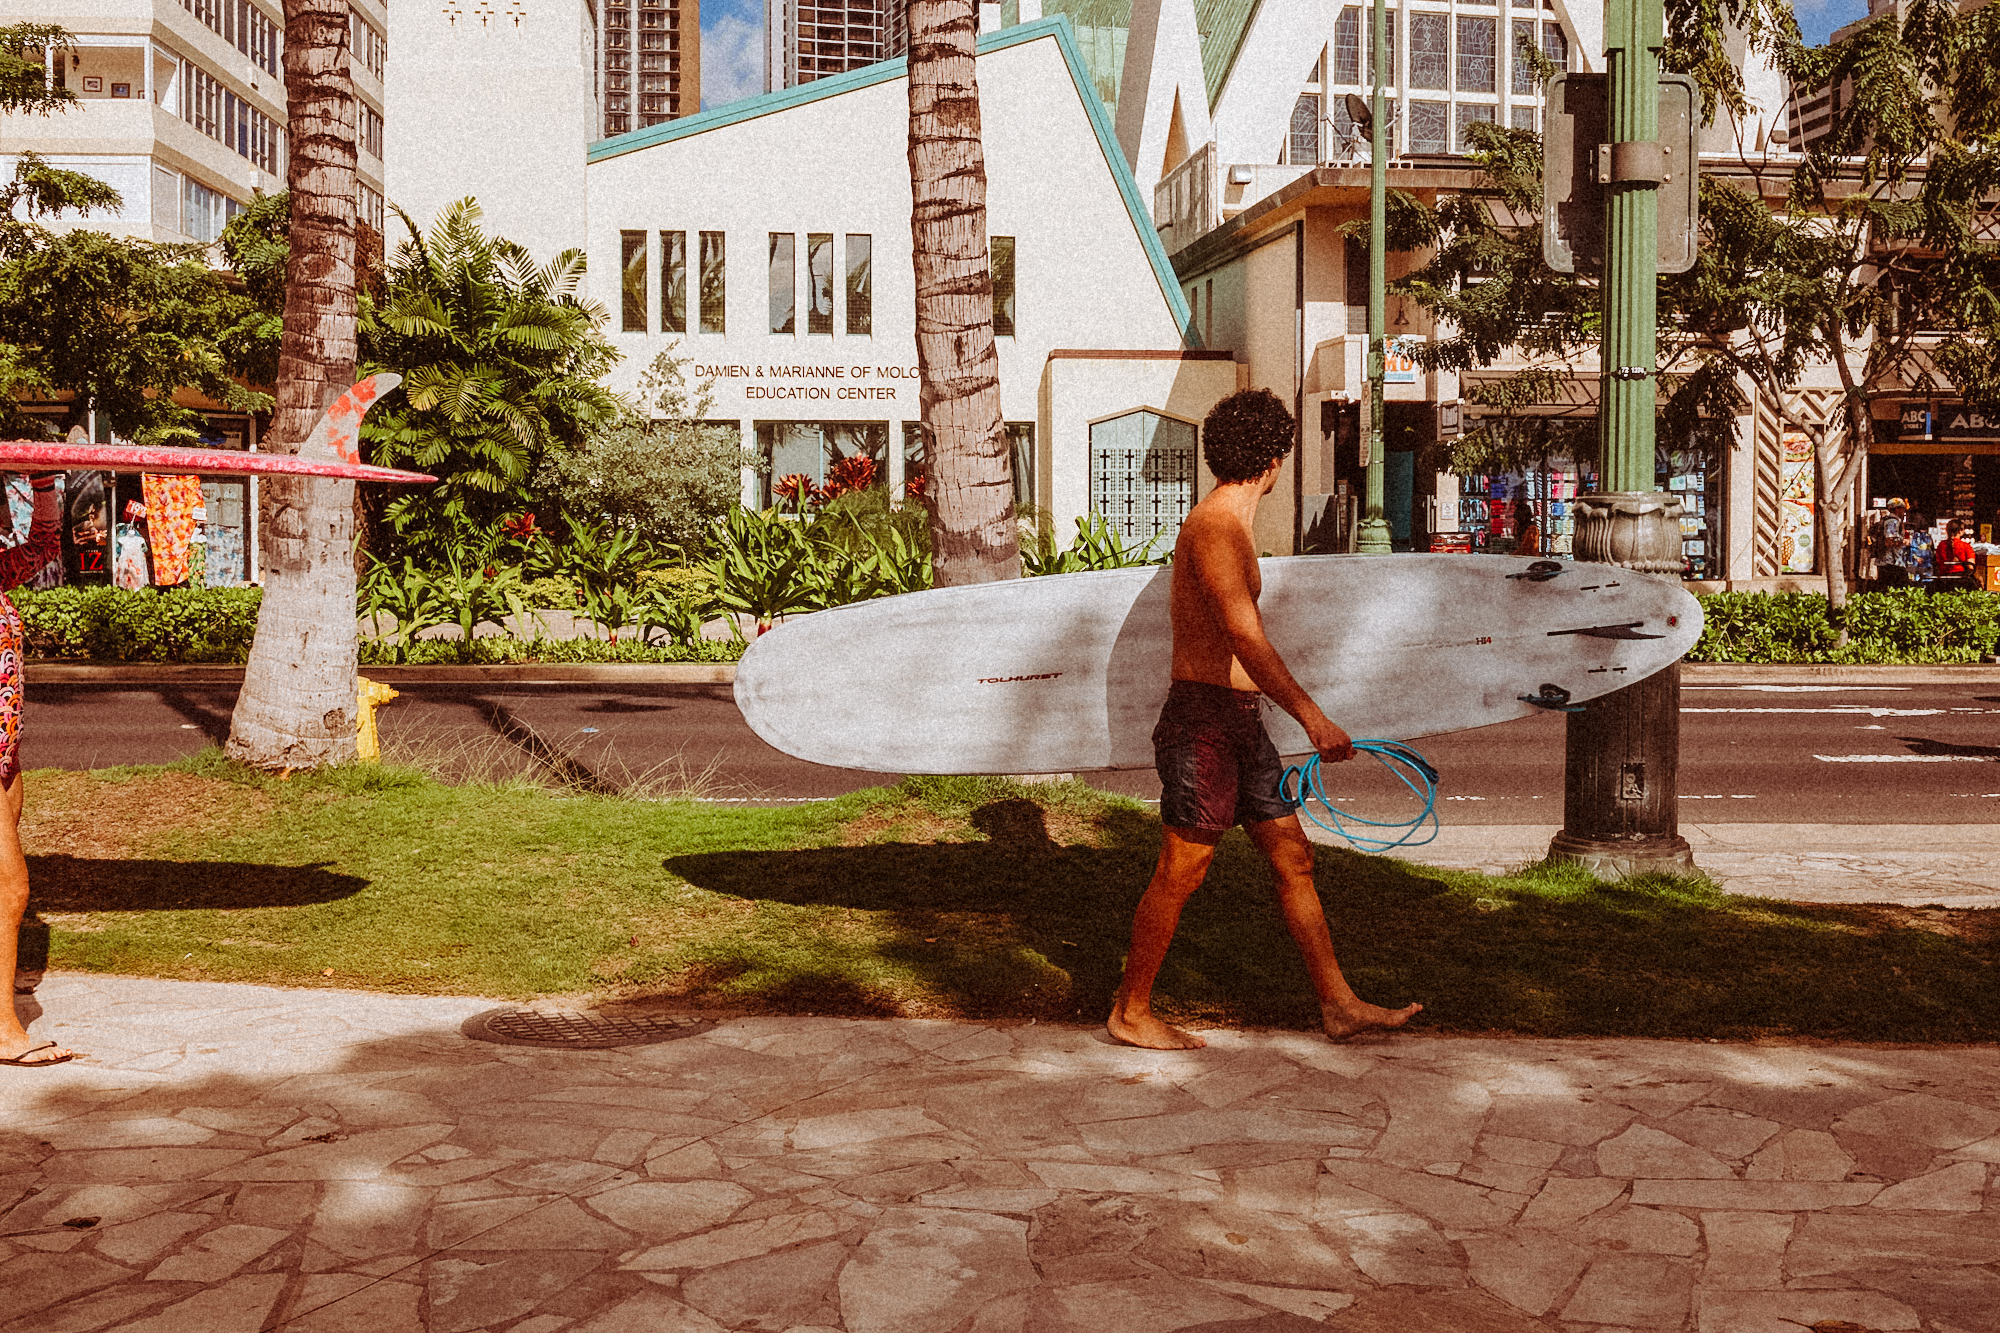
[[355, 675, 399, 762]]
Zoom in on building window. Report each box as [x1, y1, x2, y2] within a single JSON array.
[[1408, 101, 1448, 153], [759, 422, 888, 508], [357, 180, 384, 233], [1345, 234, 1368, 334], [180, 65, 284, 174], [1091, 411, 1196, 550], [700, 230, 726, 334], [182, 176, 240, 243], [351, 9, 386, 80], [1367, 12, 1396, 87], [661, 230, 687, 334], [1511, 104, 1536, 132], [1007, 422, 1036, 507], [359, 103, 384, 159], [182, 0, 281, 77], [621, 231, 648, 333], [806, 233, 834, 334], [769, 233, 796, 334], [1333, 8, 1360, 84], [1456, 102, 1496, 151], [1289, 94, 1320, 165], [1457, 17, 1496, 93], [1512, 20, 1538, 94], [1542, 24, 1569, 72], [990, 235, 1016, 337], [845, 234, 872, 336], [1409, 13, 1449, 91]]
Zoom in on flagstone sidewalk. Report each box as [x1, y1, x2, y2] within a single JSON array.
[[2, 974, 1997, 1333]]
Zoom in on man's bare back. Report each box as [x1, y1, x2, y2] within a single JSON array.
[[1105, 390, 1421, 1051]]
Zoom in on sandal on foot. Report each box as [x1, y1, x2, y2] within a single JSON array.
[[0, 1042, 76, 1067]]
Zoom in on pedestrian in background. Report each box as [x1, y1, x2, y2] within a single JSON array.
[[1875, 499, 1912, 589]]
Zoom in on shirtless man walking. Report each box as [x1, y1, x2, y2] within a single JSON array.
[[1107, 389, 1423, 1051]]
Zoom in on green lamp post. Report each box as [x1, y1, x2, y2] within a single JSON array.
[[1356, 0, 1394, 555]]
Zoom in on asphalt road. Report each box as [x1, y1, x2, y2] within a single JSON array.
[[22, 678, 2000, 824]]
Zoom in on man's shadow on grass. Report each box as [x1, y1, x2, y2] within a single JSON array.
[[662, 798, 1460, 1026], [16, 858, 368, 980], [663, 799, 2000, 1041]]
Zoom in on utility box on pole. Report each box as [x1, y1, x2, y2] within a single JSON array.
[[1543, 72, 1700, 276]]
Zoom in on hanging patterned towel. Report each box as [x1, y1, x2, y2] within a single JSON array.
[[141, 473, 204, 586]]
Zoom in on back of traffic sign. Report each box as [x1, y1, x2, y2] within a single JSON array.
[[1542, 72, 1700, 276]]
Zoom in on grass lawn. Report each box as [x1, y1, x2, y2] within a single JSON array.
[[19, 755, 2000, 1042]]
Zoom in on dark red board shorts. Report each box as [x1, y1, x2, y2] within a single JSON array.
[[1152, 680, 1300, 833]]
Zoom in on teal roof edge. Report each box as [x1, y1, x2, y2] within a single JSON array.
[[587, 17, 1196, 349]]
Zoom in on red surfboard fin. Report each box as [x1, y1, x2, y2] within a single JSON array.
[[297, 374, 401, 468]]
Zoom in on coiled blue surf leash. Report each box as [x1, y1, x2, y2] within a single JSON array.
[[1279, 739, 1441, 852]]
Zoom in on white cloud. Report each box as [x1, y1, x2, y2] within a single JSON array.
[[701, 12, 764, 111]]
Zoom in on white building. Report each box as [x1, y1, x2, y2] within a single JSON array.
[[0, 0, 385, 243], [590, 17, 1238, 545], [384, 0, 597, 262]]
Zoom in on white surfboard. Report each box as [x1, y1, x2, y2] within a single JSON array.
[[734, 554, 1703, 775]]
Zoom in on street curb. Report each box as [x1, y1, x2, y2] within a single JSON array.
[[26, 660, 2000, 688], [25, 662, 740, 686], [1681, 663, 2000, 685]]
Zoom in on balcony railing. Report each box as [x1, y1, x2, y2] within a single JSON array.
[[1153, 141, 1216, 257]]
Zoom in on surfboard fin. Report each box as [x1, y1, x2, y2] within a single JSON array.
[[1547, 622, 1665, 640], [297, 374, 402, 468], [1520, 683, 1586, 712], [1508, 560, 1566, 582]]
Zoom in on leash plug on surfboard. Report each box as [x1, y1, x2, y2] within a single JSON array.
[[1281, 739, 1441, 853]]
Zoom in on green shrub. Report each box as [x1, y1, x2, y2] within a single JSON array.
[[15, 586, 263, 662], [358, 635, 743, 666], [1690, 589, 2000, 664]]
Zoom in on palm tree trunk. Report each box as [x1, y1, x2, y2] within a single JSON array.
[[225, 0, 361, 769], [906, 0, 1019, 586]]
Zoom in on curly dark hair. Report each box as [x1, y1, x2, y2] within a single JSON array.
[[1202, 389, 1296, 483]]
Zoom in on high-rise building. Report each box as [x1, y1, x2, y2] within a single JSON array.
[[764, 0, 907, 92], [600, 0, 702, 137], [0, 0, 389, 245]]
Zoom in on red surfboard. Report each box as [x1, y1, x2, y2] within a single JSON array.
[[0, 375, 434, 483]]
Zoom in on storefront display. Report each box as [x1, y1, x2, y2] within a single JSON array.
[[0, 477, 62, 590], [1659, 446, 1720, 579], [1450, 461, 1597, 556]]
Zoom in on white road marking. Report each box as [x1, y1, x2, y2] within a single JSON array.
[[1679, 794, 1759, 799], [1681, 707, 1951, 717], [1814, 754, 1994, 763], [1683, 685, 1912, 692]]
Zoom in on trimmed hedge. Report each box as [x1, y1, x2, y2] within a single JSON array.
[[14, 582, 1998, 667], [14, 586, 264, 663], [1689, 589, 2000, 664]]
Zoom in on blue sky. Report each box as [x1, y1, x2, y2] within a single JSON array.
[[697, 0, 1875, 113], [1796, 0, 1869, 45], [701, 0, 764, 110]]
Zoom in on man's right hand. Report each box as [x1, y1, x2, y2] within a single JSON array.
[[1305, 713, 1356, 764]]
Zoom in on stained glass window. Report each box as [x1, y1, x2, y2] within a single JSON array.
[[1409, 13, 1449, 91], [1367, 12, 1397, 86], [1408, 100, 1448, 153], [1457, 17, 1496, 93], [1456, 102, 1496, 151], [621, 231, 647, 333], [1512, 19, 1538, 94], [1511, 104, 1537, 131], [1290, 94, 1321, 165], [1333, 8, 1360, 83], [1542, 24, 1569, 72]]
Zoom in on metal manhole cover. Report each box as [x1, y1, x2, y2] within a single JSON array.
[[461, 1008, 711, 1049]]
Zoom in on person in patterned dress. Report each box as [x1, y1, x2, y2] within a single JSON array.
[[2, 474, 77, 1067]]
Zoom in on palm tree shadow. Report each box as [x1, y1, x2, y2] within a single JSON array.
[[1896, 736, 2000, 758]]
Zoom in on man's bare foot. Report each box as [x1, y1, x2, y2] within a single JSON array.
[[1322, 999, 1422, 1043], [0, 1039, 78, 1067], [1107, 1006, 1207, 1050]]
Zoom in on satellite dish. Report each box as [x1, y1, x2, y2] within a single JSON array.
[[1344, 93, 1373, 135]]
